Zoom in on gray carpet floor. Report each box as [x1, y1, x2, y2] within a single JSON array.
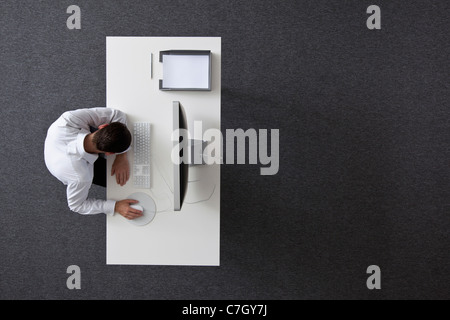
[[0, 0, 449, 299]]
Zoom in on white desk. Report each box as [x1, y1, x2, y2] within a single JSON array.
[[106, 37, 221, 266]]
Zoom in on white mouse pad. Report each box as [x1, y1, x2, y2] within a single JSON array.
[[126, 192, 156, 226]]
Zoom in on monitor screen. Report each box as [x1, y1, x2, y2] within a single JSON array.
[[173, 101, 189, 211]]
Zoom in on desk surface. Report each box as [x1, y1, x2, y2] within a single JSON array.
[[106, 37, 221, 266]]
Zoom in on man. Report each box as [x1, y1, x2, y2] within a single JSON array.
[[44, 107, 143, 220]]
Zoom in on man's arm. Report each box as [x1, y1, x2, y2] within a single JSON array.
[[111, 153, 130, 186], [66, 181, 142, 219], [66, 180, 116, 215]]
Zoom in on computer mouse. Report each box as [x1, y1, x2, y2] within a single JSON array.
[[130, 204, 144, 212]]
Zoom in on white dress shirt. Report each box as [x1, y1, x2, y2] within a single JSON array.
[[44, 107, 127, 216]]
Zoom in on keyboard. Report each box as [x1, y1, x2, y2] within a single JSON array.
[[133, 122, 151, 188]]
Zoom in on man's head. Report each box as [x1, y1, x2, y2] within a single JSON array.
[[93, 122, 131, 154]]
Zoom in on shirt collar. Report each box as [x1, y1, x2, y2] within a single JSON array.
[[76, 132, 98, 164]]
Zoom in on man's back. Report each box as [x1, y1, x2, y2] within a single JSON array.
[[44, 115, 91, 185]]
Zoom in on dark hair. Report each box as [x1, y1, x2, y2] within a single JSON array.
[[93, 122, 132, 153]]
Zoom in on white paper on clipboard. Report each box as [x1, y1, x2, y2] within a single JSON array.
[[162, 54, 210, 89]]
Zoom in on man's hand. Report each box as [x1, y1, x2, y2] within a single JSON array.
[[114, 199, 143, 220], [111, 153, 130, 186]]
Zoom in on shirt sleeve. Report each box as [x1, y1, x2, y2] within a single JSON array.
[[62, 107, 127, 131], [66, 180, 116, 216]]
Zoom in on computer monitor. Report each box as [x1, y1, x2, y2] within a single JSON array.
[[173, 101, 189, 211]]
